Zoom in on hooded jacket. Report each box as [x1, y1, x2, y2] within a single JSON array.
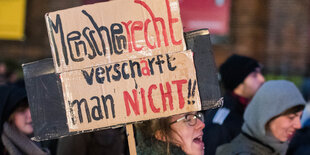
[[216, 80, 306, 155]]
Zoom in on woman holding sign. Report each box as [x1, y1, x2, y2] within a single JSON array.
[[136, 111, 205, 155]]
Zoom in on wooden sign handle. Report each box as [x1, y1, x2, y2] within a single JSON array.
[[126, 124, 137, 155]]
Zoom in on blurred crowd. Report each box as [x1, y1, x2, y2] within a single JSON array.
[[0, 60, 129, 155], [0, 62, 19, 86], [1, 54, 310, 155]]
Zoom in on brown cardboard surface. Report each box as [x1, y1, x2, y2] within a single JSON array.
[[23, 28, 219, 140], [45, 0, 185, 73], [61, 50, 201, 132], [43, 0, 202, 133]]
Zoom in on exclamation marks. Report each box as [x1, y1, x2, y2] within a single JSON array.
[[187, 79, 197, 105]]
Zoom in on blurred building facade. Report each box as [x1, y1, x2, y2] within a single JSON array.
[[0, 0, 309, 76], [214, 0, 310, 77]]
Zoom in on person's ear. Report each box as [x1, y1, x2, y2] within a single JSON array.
[[155, 130, 166, 142]]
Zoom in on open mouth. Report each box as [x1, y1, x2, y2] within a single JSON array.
[[193, 135, 204, 148], [26, 121, 33, 126], [287, 132, 295, 140]]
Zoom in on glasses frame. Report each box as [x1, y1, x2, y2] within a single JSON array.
[[169, 112, 204, 126]]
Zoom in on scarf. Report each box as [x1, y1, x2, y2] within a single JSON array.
[[1, 122, 49, 155]]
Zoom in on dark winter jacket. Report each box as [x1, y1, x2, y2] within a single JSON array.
[[216, 80, 306, 155], [287, 119, 310, 155], [203, 92, 245, 155], [57, 128, 128, 155]]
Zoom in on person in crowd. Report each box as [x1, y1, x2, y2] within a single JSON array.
[[203, 54, 265, 155], [56, 128, 129, 155], [0, 84, 50, 154], [216, 80, 306, 155], [0, 61, 19, 86], [136, 111, 205, 155], [0, 62, 7, 85]]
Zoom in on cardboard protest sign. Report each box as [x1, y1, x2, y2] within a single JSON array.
[[42, 0, 201, 133], [23, 59, 68, 140], [22, 0, 221, 140], [61, 50, 200, 131], [45, 0, 185, 73], [185, 29, 222, 110], [23, 29, 220, 141]]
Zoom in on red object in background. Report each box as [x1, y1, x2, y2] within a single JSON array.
[[179, 0, 231, 35], [83, 0, 109, 4]]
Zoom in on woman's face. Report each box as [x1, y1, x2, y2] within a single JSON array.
[[268, 111, 303, 142], [169, 112, 205, 155], [13, 107, 33, 135]]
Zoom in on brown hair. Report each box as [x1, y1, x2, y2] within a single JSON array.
[[279, 105, 305, 116], [266, 104, 305, 129], [136, 116, 176, 154], [8, 99, 29, 125]]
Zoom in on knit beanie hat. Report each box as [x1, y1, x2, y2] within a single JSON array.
[[0, 85, 27, 151], [0, 85, 27, 133], [219, 54, 260, 91]]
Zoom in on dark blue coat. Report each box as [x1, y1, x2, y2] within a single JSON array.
[[203, 92, 245, 155]]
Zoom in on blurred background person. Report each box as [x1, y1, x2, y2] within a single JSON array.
[[216, 80, 305, 155], [203, 54, 265, 155], [0, 62, 7, 85], [0, 60, 20, 86], [136, 111, 205, 155], [0, 84, 50, 155]]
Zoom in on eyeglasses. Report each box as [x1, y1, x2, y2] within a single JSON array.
[[170, 112, 204, 126]]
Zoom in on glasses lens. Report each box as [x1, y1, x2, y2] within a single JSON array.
[[197, 112, 204, 123], [182, 112, 205, 126], [184, 114, 196, 126]]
